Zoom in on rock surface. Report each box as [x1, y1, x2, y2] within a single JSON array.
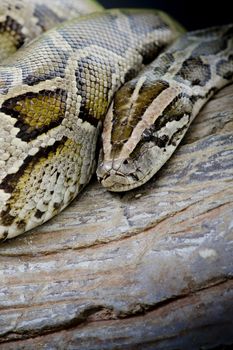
[[0, 85, 233, 349]]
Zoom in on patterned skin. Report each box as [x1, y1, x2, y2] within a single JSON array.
[[0, 1, 232, 241], [0, 0, 103, 60], [97, 25, 233, 191], [0, 7, 182, 240]]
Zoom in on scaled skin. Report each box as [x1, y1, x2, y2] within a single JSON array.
[[97, 25, 233, 191], [0, 8, 182, 240]]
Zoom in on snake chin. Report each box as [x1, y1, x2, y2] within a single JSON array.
[[97, 159, 146, 192]]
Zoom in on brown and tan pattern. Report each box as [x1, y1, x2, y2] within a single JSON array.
[[0, 3, 182, 240], [0, 0, 103, 60], [0, 1, 232, 241], [0, 84, 233, 348], [0, 3, 232, 346], [97, 25, 233, 191]]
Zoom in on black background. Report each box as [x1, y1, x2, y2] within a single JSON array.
[[98, 0, 231, 31]]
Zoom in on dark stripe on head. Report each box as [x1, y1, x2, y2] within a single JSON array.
[[154, 93, 192, 130], [168, 123, 190, 147], [138, 93, 192, 149], [110, 79, 169, 151]]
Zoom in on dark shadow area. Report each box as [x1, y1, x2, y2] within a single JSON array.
[[99, 0, 231, 30]]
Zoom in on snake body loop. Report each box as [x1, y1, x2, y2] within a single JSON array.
[[0, 3, 182, 240], [0, 0, 232, 241], [0, 0, 103, 60]]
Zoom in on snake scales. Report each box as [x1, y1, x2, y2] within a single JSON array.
[[0, 0, 232, 241]]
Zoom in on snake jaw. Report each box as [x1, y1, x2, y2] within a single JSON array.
[[97, 157, 142, 192]]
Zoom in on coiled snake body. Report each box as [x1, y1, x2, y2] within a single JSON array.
[[0, 0, 232, 240]]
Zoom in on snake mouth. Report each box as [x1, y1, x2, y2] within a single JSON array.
[[97, 160, 144, 192], [100, 172, 138, 192]]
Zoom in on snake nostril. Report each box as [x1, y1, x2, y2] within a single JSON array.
[[130, 172, 139, 181], [97, 161, 113, 180]]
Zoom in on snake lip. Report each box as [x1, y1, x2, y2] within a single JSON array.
[[97, 160, 141, 191], [100, 173, 131, 191]]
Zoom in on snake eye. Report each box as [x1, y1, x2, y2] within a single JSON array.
[[142, 129, 153, 142]]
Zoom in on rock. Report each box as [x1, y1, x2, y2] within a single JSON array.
[[0, 85, 233, 349]]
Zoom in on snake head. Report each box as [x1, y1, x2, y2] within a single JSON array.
[[97, 76, 192, 192]]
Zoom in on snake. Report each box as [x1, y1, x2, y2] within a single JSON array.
[[0, 0, 232, 241]]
